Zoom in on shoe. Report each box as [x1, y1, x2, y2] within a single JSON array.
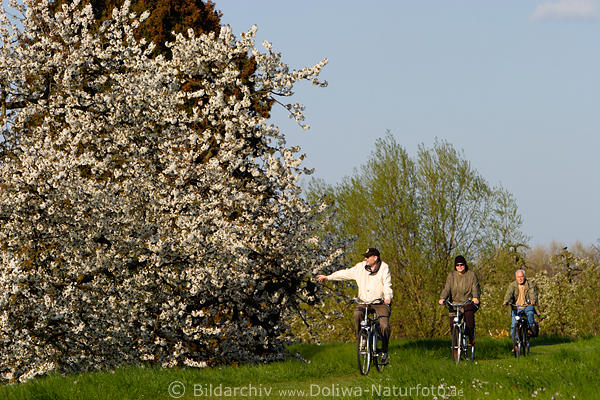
[[380, 352, 389, 364]]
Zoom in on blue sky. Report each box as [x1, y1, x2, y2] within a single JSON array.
[[217, 0, 600, 247]]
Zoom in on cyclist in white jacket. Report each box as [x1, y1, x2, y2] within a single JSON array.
[[317, 248, 393, 361]]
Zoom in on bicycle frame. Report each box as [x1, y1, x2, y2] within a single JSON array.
[[506, 302, 531, 357], [354, 298, 387, 375], [444, 299, 474, 364]]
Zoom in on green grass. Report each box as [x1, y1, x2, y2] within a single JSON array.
[[2, 335, 599, 399]]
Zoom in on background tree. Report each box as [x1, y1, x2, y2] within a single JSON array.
[[309, 133, 528, 338], [535, 249, 600, 336], [0, 0, 334, 383], [526, 241, 600, 275]]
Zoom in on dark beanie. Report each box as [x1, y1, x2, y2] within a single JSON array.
[[454, 255, 468, 271]]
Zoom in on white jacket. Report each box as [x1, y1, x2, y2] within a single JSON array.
[[327, 261, 393, 302]]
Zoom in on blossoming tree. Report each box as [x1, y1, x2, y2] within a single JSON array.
[[0, 0, 340, 382]]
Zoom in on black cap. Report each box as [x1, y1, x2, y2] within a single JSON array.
[[454, 255, 468, 271], [363, 248, 380, 258]]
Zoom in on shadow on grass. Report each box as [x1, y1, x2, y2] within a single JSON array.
[[532, 335, 574, 346], [390, 337, 516, 361], [289, 335, 583, 366], [287, 341, 349, 361]]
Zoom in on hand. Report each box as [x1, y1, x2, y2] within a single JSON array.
[[473, 298, 480, 305], [316, 275, 328, 283], [438, 299, 445, 305], [384, 298, 391, 305], [529, 301, 535, 306], [502, 302, 507, 306]]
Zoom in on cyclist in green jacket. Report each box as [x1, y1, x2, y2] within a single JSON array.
[[438, 255, 481, 346], [503, 269, 538, 339]]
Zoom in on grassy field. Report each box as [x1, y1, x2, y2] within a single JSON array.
[[2, 335, 599, 399]]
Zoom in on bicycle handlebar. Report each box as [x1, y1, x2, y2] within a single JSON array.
[[352, 298, 384, 306], [443, 299, 473, 308]]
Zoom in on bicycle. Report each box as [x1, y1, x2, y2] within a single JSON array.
[[443, 299, 475, 364], [505, 302, 531, 358], [354, 298, 388, 375]]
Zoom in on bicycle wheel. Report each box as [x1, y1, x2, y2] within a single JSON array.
[[357, 330, 371, 375], [452, 325, 461, 364], [461, 333, 474, 363], [373, 331, 386, 372], [469, 340, 475, 364], [460, 330, 470, 363], [513, 325, 521, 358], [520, 329, 529, 357]]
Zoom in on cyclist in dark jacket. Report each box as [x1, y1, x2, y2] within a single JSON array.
[[438, 255, 481, 345]]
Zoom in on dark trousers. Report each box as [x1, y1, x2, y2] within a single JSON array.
[[449, 303, 478, 342], [353, 304, 391, 352]]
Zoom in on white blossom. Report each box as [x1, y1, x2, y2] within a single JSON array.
[[0, 0, 342, 383]]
